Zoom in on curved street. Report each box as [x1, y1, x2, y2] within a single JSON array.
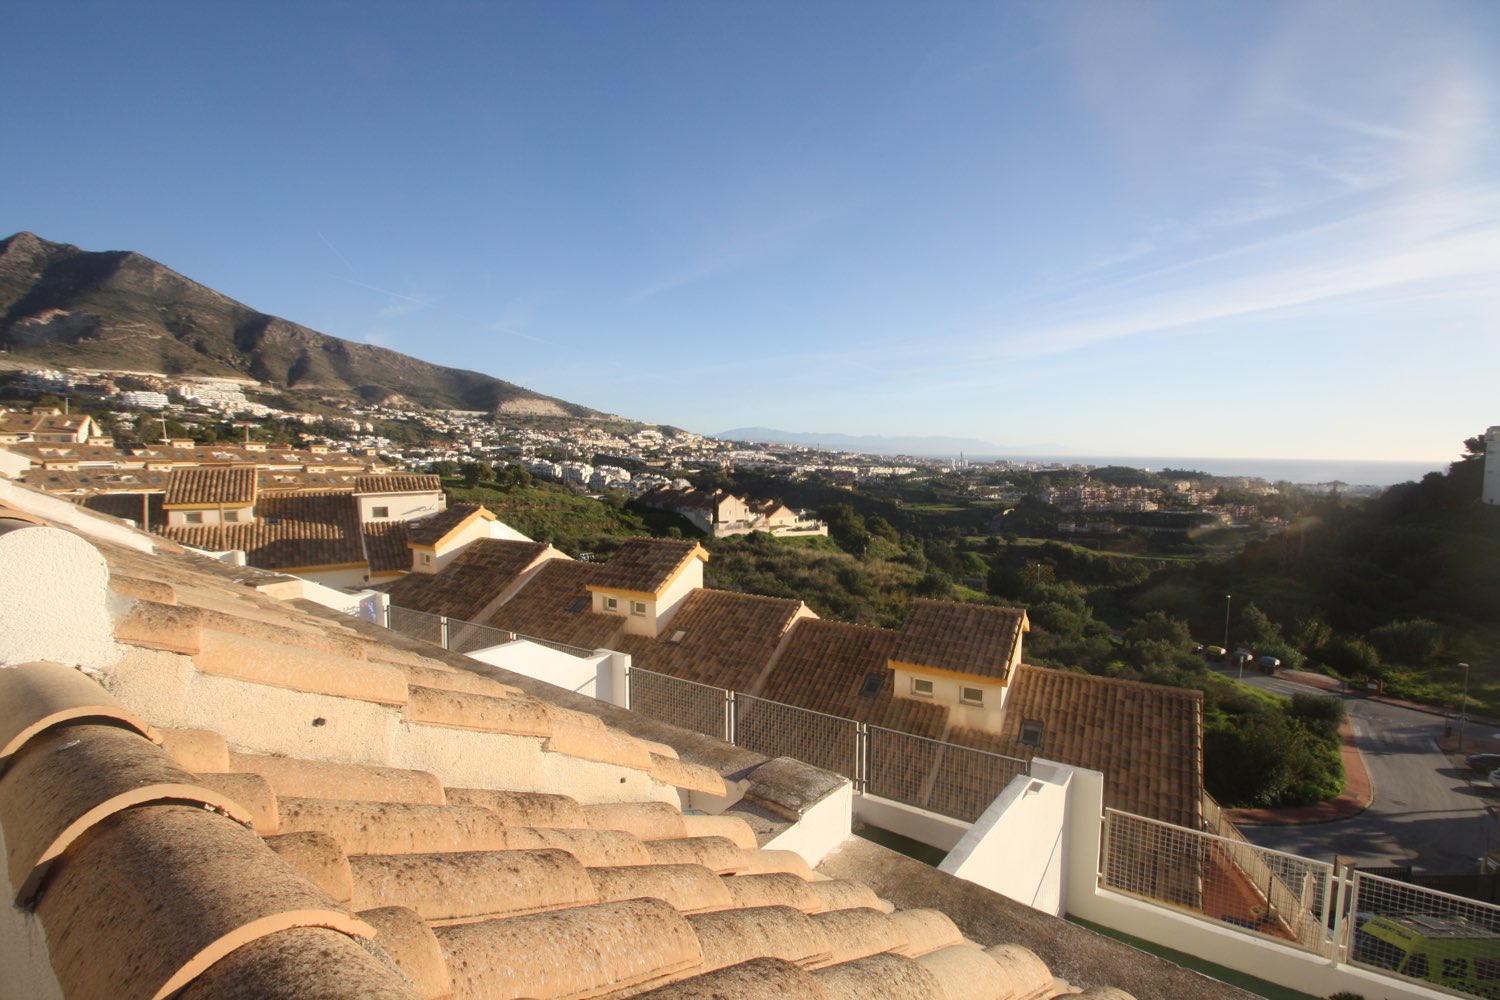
[[1218, 669, 1496, 875]]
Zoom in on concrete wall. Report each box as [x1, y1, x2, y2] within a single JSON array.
[[466, 640, 612, 700], [940, 763, 1071, 916], [764, 779, 854, 868], [853, 791, 972, 853], [0, 447, 33, 479]]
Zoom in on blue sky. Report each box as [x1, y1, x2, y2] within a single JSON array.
[[5, 1, 1497, 464]]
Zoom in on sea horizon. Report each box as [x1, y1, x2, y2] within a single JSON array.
[[968, 454, 1446, 488]]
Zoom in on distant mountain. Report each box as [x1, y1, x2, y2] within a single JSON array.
[[0, 232, 598, 417], [718, 426, 1014, 458]]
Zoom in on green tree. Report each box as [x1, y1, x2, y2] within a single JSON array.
[[459, 461, 493, 488]]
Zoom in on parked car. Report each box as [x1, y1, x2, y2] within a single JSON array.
[[1467, 753, 1500, 773]]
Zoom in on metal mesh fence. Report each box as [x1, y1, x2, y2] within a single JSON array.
[[865, 727, 1027, 822], [388, 606, 443, 647], [446, 621, 516, 655], [1347, 871, 1500, 997], [1102, 809, 1333, 954], [628, 669, 729, 742], [734, 695, 858, 781]]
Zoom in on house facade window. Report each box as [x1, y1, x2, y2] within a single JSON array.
[[911, 677, 934, 698], [421, 553, 432, 565], [604, 596, 618, 611], [960, 686, 984, 706], [184, 511, 203, 524], [630, 600, 647, 616], [371, 505, 390, 519], [223, 510, 239, 523]]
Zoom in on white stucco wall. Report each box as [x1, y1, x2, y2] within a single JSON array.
[[0, 447, 32, 479], [939, 762, 1073, 915], [0, 523, 120, 668], [466, 640, 612, 700], [357, 491, 444, 524], [764, 779, 854, 867]]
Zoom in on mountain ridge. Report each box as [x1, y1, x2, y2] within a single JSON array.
[[0, 232, 599, 417]]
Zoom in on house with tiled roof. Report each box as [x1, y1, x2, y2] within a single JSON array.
[[162, 465, 259, 526], [758, 619, 949, 740], [890, 601, 1029, 732], [620, 589, 813, 693], [353, 473, 444, 524], [639, 487, 828, 538], [0, 476, 1257, 1000], [0, 406, 101, 445], [953, 665, 1206, 830], [405, 502, 533, 574], [588, 538, 709, 638], [158, 491, 370, 586], [381, 538, 562, 625], [481, 559, 627, 652]]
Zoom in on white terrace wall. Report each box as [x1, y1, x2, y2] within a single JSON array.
[[940, 760, 1073, 916], [1047, 764, 1452, 1000], [466, 641, 616, 701]]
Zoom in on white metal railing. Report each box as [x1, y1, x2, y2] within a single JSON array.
[[378, 602, 1030, 823], [1102, 808, 1334, 955], [1344, 870, 1500, 998]]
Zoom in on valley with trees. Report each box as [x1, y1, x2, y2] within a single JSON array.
[[447, 434, 1495, 811]]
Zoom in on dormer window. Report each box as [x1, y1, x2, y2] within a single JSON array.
[[604, 596, 618, 611], [911, 677, 934, 698], [630, 600, 647, 616]]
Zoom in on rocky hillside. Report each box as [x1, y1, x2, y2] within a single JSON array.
[[0, 232, 597, 416]]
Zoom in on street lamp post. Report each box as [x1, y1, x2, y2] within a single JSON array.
[[1225, 594, 1235, 678], [1458, 662, 1471, 752]]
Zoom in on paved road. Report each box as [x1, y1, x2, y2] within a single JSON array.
[[1219, 668, 1496, 874]]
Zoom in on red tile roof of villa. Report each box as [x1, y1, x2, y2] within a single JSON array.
[[892, 600, 1027, 681], [954, 664, 1205, 829], [588, 538, 707, 596], [380, 539, 551, 622], [159, 491, 365, 570], [482, 559, 624, 650], [758, 619, 949, 740], [407, 503, 489, 547], [355, 474, 442, 494], [163, 465, 258, 507], [362, 520, 413, 575], [620, 589, 806, 692]]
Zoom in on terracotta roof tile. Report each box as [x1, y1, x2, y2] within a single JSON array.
[[482, 558, 624, 649], [619, 588, 805, 692], [164, 465, 258, 506], [758, 619, 950, 740], [893, 600, 1027, 681], [356, 474, 442, 494], [953, 664, 1204, 828], [588, 537, 706, 595], [382, 539, 549, 621], [406, 503, 486, 546], [363, 520, 411, 574], [159, 491, 365, 570]]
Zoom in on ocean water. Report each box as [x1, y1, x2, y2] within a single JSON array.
[[980, 455, 1446, 487]]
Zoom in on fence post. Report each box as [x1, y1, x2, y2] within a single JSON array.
[[854, 723, 868, 793], [384, 603, 393, 629], [1098, 810, 1111, 890], [725, 689, 737, 745], [440, 616, 449, 650], [623, 665, 632, 711]]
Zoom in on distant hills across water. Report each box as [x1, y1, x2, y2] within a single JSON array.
[[717, 428, 1442, 487]]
